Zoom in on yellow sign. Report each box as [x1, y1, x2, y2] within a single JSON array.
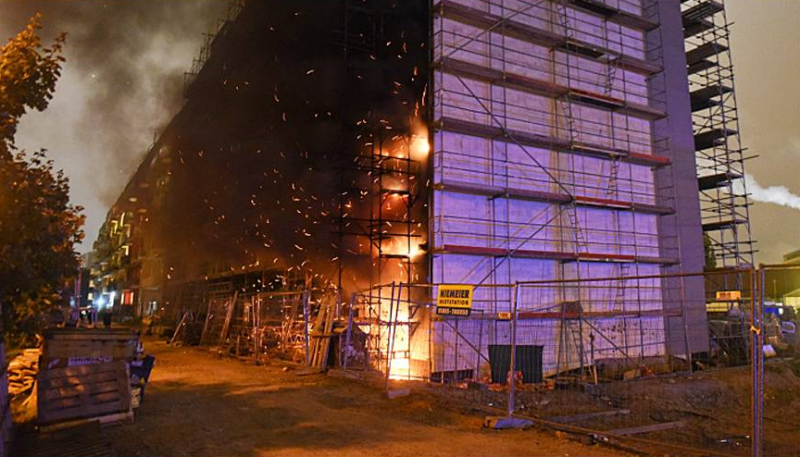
[[716, 290, 742, 301], [436, 285, 474, 317]]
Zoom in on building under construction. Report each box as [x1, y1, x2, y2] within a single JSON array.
[[92, 0, 754, 381]]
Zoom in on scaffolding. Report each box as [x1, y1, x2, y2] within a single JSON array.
[[426, 0, 690, 379], [682, 0, 754, 269], [183, 0, 246, 99], [334, 0, 427, 309]]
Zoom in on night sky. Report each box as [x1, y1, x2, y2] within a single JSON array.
[[0, 0, 797, 263]]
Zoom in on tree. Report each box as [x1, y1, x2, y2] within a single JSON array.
[[704, 233, 717, 271], [0, 14, 65, 155], [0, 15, 83, 345]]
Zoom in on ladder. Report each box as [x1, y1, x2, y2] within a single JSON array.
[[606, 157, 622, 198]]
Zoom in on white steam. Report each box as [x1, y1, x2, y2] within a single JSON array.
[[733, 173, 800, 211]]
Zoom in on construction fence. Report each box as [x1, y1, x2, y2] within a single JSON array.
[[339, 266, 799, 457], [171, 287, 343, 370], [164, 266, 798, 457]]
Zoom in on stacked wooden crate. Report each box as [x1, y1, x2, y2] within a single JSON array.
[[37, 361, 132, 426], [38, 329, 139, 427], [41, 328, 138, 370]]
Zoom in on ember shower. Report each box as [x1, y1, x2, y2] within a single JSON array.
[[91, 0, 755, 380]]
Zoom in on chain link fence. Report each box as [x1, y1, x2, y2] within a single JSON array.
[[340, 267, 800, 457]]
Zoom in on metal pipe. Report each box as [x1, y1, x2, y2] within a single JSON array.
[[343, 293, 356, 370], [752, 266, 764, 457], [303, 289, 310, 366], [508, 282, 520, 417], [385, 282, 398, 393]]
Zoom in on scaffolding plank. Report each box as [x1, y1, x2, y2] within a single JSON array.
[[687, 58, 717, 75], [682, 1, 724, 25], [686, 42, 728, 66], [438, 244, 575, 261], [435, 116, 571, 152], [516, 310, 683, 320], [569, 89, 666, 120], [435, 181, 572, 204], [572, 0, 617, 17], [434, 117, 671, 167], [690, 84, 732, 105], [628, 152, 671, 167], [698, 172, 742, 191], [437, 0, 563, 48], [437, 245, 676, 265], [577, 252, 636, 262], [437, 57, 665, 120], [702, 219, 746, 232], [684, 17, 715, 39], [564, 39, 607, 59], [630, 202, 675, 215], [690, 84, 730, 112], [635, 255, 680, 265], [437, 57, 566, 97], [567, 0, 659, 31], [436, 182, 673, 215], [574, 195, 631, 209], [694, 127, 737, 151], [436, 0, 662, 76]]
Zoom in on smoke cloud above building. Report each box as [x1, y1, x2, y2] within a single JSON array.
[[0, 0, 226, 251]]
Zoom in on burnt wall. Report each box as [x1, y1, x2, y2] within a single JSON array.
[[146, 0, 428, 296]]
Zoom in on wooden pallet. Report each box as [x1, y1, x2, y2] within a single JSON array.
[[37, 361, 132, 426], [42, 329, 139, 370]]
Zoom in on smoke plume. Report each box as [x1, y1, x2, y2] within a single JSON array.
[[734, 173, 800, 211], [0, 0, 226, 251]]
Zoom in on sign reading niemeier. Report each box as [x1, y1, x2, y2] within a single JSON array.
[[436, 285, 474, 317]]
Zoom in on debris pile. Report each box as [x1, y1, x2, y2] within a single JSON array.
[[7, 350, 39, 398], [8, 349, 40, 424]]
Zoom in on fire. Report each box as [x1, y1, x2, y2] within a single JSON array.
[[388, 356, 411, 380], [385, 302, 414, 380], [409, 123, 430, 161], [382, 238, 426, 261]]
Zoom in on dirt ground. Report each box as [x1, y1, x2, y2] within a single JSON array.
[[425, 360, 800, 457], [108, 339, 630, 457]]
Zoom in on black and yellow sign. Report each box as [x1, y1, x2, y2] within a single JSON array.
[[436, 285, 474, 317]]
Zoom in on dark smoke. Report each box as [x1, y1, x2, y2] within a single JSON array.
[[0, 0, 227, 249]]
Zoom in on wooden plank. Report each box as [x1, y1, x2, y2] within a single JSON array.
[[38, 361, 131, 426], [218, 291, 238, 348], [46, 333, 137, 341], [547, 409, 630, 424], [42, 370, 120, 387], [44, 392, 122, 411], [39, 362, 123, 380], [39, 401, 130, 425], [42, 380, 123, 401], [608, 420, 685, 436], [39, 411, 133, 433]]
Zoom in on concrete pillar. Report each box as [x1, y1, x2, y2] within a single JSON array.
[[650, 0, 709, 355]]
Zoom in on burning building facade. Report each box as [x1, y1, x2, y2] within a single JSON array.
[[94, 0, 753, 380]]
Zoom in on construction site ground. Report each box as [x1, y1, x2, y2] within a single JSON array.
[[108, 339, 630, 457], [108, 339, 800, 457]]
